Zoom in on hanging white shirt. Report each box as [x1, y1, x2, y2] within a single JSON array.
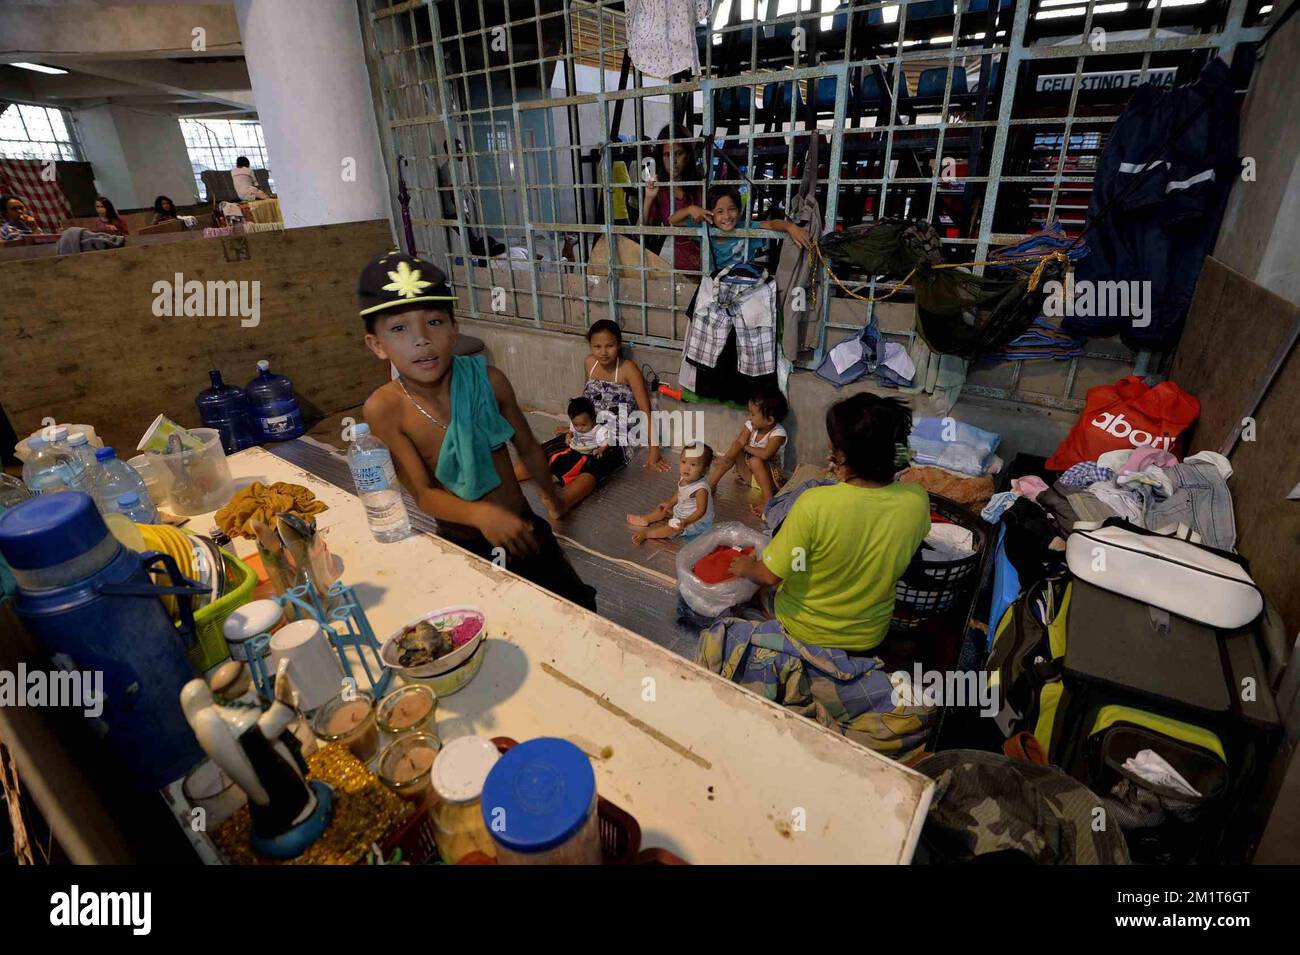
[[626, 0, 709, 79]]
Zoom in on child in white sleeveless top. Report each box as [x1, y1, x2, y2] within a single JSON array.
[[628, 443, 715, 545], [709, 392, 789, 513]]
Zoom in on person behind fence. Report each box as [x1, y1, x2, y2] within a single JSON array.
[[709, 389, 789, 512], [673, 185, 812, 272], [545, 395, 622, 489], [641, 123, 703, 272], [357, 250, 597, 611], [628, 442, 715, 545], [727, 393, 930, 652]]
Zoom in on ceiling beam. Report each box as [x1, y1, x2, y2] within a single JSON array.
[[0, 4, 242, 63], [39, 58, 255, 113]]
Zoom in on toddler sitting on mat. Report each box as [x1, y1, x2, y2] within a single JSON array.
[[628, 443, 715, 545], [547, 396, 620, 488]]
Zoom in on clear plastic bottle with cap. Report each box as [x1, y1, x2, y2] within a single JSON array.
[[64, 431, 99, 492], [346, 422, 411, 543], [21, 434, 80, 495], [108, 491, 156, 524], [92, 447, 158, 522], [245, 359, 305, 442], [431, 735, 501, 863]]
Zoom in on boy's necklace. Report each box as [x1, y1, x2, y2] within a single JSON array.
[[397, 378, 447, 431]]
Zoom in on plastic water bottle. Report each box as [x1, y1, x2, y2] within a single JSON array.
[[46, 426, 88, 491], [92, 447, 158, 522], [347, 423, 411, 542], [197, 370, 260, 453], [109, 492, 157, 524], [22, 435, 81, 495], [65, 431, 99, 491], [246, 359, 305, 442]]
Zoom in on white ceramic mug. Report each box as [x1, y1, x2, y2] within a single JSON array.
[[269, 619, 344, 713]]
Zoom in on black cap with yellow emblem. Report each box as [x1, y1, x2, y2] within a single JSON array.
[[357, 250, 457, 317]]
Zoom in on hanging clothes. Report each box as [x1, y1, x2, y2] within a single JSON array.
[[683, 265, 778, 377], [1068, 57, 1239, 351], [776, 132, 825, 361], [625, 0, 708, 79]]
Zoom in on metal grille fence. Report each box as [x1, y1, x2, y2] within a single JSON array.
[[358, 0, 1269, 411]]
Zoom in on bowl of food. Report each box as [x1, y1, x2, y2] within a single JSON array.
[[399, 637, 488, 697], [381, 605, 486, 678]]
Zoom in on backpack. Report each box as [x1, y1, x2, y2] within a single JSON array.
[[985, 576, 1071, 750]]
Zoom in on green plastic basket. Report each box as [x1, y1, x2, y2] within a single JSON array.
[[190, 548, 256, 673]]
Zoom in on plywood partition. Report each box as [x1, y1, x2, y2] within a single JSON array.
[[1171, 257, 1300, 638], [0, 219, 395, 456]]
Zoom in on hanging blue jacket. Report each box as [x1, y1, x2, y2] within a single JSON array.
[[1067, 57, 1239, 351]]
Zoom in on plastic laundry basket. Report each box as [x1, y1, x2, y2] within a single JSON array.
[[891, 494, 986, 632]]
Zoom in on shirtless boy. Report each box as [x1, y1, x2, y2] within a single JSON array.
[[357, 251, 596, 610]]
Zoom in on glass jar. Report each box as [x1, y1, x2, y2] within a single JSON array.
[[311, 690, 379, 762], [377, 684, 438, 739], [481, 737, 602, 865], [377, 732, 441, 804], [430, 736, 500, 864]]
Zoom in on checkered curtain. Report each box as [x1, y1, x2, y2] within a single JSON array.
[[0, 158, 73, 232]]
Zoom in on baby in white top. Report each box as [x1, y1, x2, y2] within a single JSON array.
[[709, 392, 789, 512], [628, 443, 715, 545]]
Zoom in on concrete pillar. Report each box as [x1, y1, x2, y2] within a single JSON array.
[[72, 105, 198, 210], [233, 0, 390, 229]]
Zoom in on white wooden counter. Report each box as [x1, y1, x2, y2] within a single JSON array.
[[206, 447, 934, 864]]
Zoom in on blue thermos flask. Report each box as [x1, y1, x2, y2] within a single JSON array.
[[0, 493, 206, 788]]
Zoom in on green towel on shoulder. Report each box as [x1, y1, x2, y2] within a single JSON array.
[[434, 354, 515, 500]]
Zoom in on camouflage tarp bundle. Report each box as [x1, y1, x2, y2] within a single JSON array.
[[912, 258, 1064, 359], [914, 750, 1131, 865], [819, 218, 942, 278], [817, 218, 1066, 359]]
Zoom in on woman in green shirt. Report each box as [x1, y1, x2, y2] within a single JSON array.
[[729, 393, 931, 652]]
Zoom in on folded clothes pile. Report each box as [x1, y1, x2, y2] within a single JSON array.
[[909, 417, 1001, 477]]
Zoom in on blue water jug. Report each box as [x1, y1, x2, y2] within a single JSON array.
[[245, 359, 305, 442], [196, 369, 260, 453], [0, 493, 207, 788]]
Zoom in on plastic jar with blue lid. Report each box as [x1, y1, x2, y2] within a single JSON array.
[[480, 737, 601, 865]]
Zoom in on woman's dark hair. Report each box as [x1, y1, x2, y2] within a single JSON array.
[[567, 396, 596, 421], [585, 319, 623, 345], [0, 195, 24, 220], [706, 185, 743, 213], [751, 390, 788, 424], [153, 195, 176, 217], [653, 123, 699, 182], [236, 156, 251, 168], [95, 196, 119, 221], [825, 393, 913, 484]]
